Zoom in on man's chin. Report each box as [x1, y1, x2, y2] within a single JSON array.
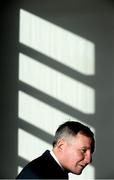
[[76, 171, 82, 175], [72, 170, 83, 175]]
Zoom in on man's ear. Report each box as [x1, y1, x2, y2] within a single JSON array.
[[56, 138, 66, 151]]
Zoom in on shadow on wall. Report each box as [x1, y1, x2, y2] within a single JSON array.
[[0, 0, 114, 179]]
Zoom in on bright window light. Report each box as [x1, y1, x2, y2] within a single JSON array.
[[18, 128, 52, 161], [18, 8, 96, 180], [18, 90, 81, 135], [18, 166, 23, 174], [19, 9, 95, 76], [19, 53, 95, 114]]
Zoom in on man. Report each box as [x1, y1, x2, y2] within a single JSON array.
[[16, 121, 95, 179]]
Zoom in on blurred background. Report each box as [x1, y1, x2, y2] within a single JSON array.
[[0, 0, 114, 179]]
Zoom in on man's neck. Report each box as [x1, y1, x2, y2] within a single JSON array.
[[50, 150, 64, 169]]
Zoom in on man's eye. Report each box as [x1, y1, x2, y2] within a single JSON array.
[[81, 148, 86, 153]]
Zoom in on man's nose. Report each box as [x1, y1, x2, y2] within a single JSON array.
[[85, 151, 92, 164]]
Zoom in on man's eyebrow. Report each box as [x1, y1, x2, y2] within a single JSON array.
[[81, 146, 91, 150]]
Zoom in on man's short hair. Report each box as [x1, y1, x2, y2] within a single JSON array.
[[53, 121, 95, 153]]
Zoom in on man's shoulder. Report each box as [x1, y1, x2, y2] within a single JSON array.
[[28, 150, 50, 165], [16, 150, 50, 179]]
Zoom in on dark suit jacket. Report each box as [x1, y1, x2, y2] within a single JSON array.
[[16, 150, 68, 179]]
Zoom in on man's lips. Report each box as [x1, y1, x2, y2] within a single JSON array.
[[78, 164, 86, 169]]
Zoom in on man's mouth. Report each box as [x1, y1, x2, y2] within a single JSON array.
[[78, 164, 86, 169]]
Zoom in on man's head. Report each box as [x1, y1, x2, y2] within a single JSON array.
[[52, 121, 95, 175]]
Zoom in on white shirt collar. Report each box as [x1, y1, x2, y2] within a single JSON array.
[[50, 150, 63, 169]]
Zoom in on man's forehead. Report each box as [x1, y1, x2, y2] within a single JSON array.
[[70, 133, 92, 144]]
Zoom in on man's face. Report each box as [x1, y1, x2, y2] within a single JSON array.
[[61, 133, 93, 175]]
